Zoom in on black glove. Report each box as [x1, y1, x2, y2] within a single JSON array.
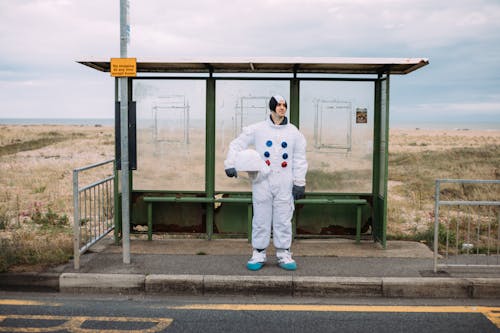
[[292, 185, 305, 200], [225, 168, 238, 178]]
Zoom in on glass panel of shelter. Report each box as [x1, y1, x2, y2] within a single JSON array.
[[300, 81, 374, 193], [132, 79, 206, 191]]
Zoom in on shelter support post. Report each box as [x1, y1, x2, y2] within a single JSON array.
[[205, 77, 216, 239], [372, 74, 390, 248]]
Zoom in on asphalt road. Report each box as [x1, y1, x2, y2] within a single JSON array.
[[1, 292, 499, 332]]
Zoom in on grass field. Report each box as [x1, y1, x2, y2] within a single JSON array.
[[0, 124, 499, 272], [0, 124, 114, 272]]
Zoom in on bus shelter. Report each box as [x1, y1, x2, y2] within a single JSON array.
[[79, 57, 428, 248]]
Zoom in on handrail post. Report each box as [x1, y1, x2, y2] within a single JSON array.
[[433, 180, 440, 273], [73, 169, 80, 270]]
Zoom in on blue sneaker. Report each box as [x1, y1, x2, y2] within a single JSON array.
[[277, 249, 297, 271], [246, 249, 266, 271]]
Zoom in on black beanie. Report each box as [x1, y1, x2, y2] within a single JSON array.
[[269, 95, 287, 112]]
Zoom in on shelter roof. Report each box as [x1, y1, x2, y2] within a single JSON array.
[[78, 57, 428, 75]]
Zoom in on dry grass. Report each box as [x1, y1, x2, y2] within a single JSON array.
[[0, 124, 499, 271], [0, 124, 114, 272], [387, 128, 500, 238]]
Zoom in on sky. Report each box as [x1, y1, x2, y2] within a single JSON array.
[[0, 0, 499, 127]]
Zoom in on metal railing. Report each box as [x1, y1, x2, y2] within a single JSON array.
[[434, 179, 500, 272], [73, 159, 115, 269]]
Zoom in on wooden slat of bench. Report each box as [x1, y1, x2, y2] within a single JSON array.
[[144, 197, 252, 204], [216, 198, 252, 203], [295, 198, 367, 205], [144, 196, 366, 205], [144, 197, 213, 203], [143, 197, 253, 204]]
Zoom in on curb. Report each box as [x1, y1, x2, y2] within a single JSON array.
[[58, 273, 500, 299], [2, 272, 500, 298], [60, 273, 144, 294], [382, 277, 472, 298], [204, 275, 293, 296], [294, 276, 382, 297]]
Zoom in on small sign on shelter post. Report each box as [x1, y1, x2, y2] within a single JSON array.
[[110, 58, 137, 77]]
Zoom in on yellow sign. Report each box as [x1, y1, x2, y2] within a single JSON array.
[[110, 58, 137, 77]]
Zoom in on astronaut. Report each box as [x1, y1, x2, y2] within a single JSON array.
[[224, 95, 308, 271]]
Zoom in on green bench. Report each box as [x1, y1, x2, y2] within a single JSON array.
[[143, 196, 368, 243]]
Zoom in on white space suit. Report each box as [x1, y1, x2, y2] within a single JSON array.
[[224, 112, 308, 252]]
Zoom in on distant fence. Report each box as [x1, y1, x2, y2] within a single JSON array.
[[433, 179, 500, 272], [73, 159, 115, 270]]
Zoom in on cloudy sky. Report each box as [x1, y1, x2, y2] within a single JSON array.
[[0, 0, 499, 127]]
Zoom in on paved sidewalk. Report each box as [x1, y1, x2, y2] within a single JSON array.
[[66, 238, 437, 277], [1, 237, 500, 298]]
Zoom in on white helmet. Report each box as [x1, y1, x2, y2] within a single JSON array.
[[234, 149, 269, 174]]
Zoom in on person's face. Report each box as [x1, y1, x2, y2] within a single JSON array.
[[275, 101, 287, 117]]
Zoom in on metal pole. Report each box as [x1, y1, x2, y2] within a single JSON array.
[[120, 0, 130, 264]]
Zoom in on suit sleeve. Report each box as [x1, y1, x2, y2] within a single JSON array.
[[224, 125, 255, 169], [292, 130, 308, 186]]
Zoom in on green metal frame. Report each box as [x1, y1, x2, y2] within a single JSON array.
[[206, 76, 216, 239], [372, 74, 390, 247], [115, 74, 388, 246]]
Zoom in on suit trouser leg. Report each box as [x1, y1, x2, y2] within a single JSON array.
[[251, 180, 273, 250]]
